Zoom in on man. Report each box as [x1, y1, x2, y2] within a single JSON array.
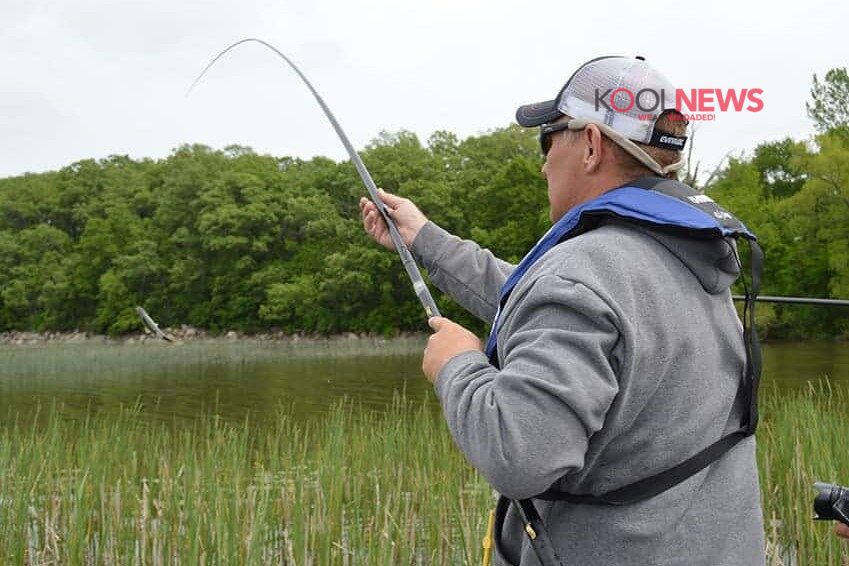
[[360, 56, 765, 564]]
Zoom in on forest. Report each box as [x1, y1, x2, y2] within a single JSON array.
[[0, 68, 846, 339]]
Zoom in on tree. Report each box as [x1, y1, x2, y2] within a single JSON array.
[[0, 224, 71, 330], [751, 138, 808, 199], [806, 67, 849, 134]]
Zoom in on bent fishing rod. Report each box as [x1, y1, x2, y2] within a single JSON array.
[[732, 296, 849, 306], [187, 38, 440, 320]]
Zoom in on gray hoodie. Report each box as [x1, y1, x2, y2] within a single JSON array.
[[411, 218, 766, 565]]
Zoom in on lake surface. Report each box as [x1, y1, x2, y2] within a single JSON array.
[[0, 337, 847, 425]]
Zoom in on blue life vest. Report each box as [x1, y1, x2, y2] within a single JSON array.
[[485, 176, 758, 364], [489, 177, 764, 565]]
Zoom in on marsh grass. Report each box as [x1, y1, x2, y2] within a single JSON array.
[[0, 382, 846, 564], [758, 380, 849, 565], [0, 395, 492, 565]]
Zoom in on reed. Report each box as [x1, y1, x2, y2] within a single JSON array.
[[0, 383, 845, 564], [758, 380, 849, 565], [0, 395, 491, 564]]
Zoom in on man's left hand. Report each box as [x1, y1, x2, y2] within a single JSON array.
[[422, 317, 483, 384], [836, 522, 849, 540]]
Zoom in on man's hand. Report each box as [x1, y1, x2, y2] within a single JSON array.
[[422, 317, 483, 384], [359, 189, 428, 250], [836, 522, 849, 540]]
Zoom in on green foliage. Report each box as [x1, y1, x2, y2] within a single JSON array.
[[707, 128, 849, 338], [0, 69, 847, 338], [751, 138, 808, 199], [0, 224, 71, 329], [0, 127, 545, 336], [807, 67, 849, 134]]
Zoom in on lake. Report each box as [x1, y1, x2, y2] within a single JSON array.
[[0, 337, 847, 425]]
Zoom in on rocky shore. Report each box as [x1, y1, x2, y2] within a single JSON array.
[[0, 327, 421, 346]]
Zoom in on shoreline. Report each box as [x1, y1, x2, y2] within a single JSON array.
[[0, 327, 427, 346]]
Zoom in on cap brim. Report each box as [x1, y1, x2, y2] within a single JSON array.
[[515, 100, 563, 127]]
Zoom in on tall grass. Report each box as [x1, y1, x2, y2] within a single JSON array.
[[0, 384, 846, 564], [758, 381, 849, 565], [0, 396, 492, 565]]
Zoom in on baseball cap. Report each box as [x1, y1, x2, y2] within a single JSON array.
[[516, 56, 688, 176]]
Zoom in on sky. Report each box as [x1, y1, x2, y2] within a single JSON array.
[[1, 0, 846, 181]]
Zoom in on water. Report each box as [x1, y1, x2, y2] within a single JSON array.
[[0, 338, 846, 424], [0, 337, 431, 424], [759, 341, 849, 391]]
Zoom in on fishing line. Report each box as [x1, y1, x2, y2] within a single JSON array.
[[187, 38, 441, 319]]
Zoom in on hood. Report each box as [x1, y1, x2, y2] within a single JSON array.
[[631, 224, 742, 294]]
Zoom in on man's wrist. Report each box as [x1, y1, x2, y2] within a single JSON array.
[[434, 350, 490, 392], [402, 219, 427, 248]]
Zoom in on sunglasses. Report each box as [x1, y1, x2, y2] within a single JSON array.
[[539, 120, 578, 157]]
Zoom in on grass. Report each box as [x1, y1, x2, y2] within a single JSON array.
[[0, 383, 846, 564], [0, 396, 492, 565], [758, 380, 849, 565]]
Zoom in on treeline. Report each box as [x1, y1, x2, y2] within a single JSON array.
[[0, 70, 847, 339], [0, 128, 549, 336]]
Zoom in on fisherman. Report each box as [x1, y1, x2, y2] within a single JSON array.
[[361, 56, 765, 564]]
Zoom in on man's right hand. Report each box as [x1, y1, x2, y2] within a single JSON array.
[[359, 189, 428, 251], [836, 522, 849, 540]]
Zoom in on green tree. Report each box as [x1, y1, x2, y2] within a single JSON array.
[[0, 224, 71, 330], [751, 138, 808, 199], [807, 67, 849, 134]]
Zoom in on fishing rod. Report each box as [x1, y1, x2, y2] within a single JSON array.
[[733, 296, 849, 307], [186, 38, 440, 320]]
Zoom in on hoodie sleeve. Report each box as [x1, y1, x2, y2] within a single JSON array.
[[410, 221, 515, 324], [433, 274, 621, 500]]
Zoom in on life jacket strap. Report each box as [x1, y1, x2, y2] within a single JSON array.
[[493, 496, 566, 566], [492, 431, 751, 565], [535, 429, 749, 505]]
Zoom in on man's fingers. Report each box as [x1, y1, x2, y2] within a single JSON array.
[[363, 203, 388, 226], [428, 316, 445, 331], [377, 188, 406, 207]]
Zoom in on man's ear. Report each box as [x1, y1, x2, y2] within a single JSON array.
[[583, 125, 603, 173]]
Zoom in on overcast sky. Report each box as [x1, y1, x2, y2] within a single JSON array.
[[1, 0, 846, 181]]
